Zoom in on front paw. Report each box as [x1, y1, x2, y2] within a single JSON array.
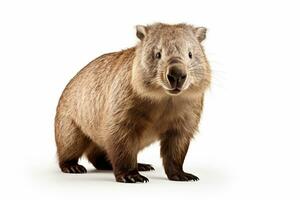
[[116, 170, 149, 183], [168, 172, 199, 181]]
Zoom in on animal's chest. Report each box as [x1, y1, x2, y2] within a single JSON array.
[[137, 113, 169, 150], [132, 99, 185, 149]]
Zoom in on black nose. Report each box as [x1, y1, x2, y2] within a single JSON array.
[[167, 67, 187, 89]]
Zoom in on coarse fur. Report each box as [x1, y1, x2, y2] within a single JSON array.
[[55, 23, 211, 183]]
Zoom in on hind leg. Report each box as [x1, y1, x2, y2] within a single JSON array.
[[55, 116, 90, 173], [86, 143, 154, 171], [85, 143, 113, 170]]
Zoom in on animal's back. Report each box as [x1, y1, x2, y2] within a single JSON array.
[[55, 48, 135, 145]]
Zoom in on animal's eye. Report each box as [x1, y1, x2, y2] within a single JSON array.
[[188, 52, 193, 59], [155, 52, 161, 59]]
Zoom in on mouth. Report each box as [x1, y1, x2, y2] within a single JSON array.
[[166, 88, 182, 95]]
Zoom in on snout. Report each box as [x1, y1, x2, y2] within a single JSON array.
[[167, 66, 187, 91]]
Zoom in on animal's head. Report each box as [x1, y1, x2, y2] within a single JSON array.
[[132, 23, 211, 99]]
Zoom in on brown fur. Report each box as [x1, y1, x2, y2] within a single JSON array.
[[55, 23, 211, 183]]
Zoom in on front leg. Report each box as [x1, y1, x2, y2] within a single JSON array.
[[106, 130, 148, 183], [160, 129, 199, 181]]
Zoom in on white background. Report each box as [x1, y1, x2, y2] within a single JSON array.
[[0, 0, 300, 199]]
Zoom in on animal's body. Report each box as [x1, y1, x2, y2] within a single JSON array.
[[55, 23, 211, 183]]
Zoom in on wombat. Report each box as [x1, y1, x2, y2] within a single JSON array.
[[55, 23, 211, 183]]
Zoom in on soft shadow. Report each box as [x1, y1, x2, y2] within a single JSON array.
[[30, 162, 226, 186], [87, 169, 113, 174], [149, 166, 226, 185]]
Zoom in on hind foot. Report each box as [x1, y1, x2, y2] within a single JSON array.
[[60, 161, 87, 174], [90, 158, 113, 170], [138, 163, 155, 171]]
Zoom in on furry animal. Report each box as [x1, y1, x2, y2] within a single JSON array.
[[55, 23, 211, 183]]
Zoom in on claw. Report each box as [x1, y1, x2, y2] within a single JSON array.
[[168, 172, 199, 182], [116, 172, 149, 183], [138, 163, 155, 171], [61, 164, 87, 174]]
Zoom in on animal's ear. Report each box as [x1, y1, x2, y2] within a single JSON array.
[[136, 25, 147, 40], [194, 27, 207, 43]]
